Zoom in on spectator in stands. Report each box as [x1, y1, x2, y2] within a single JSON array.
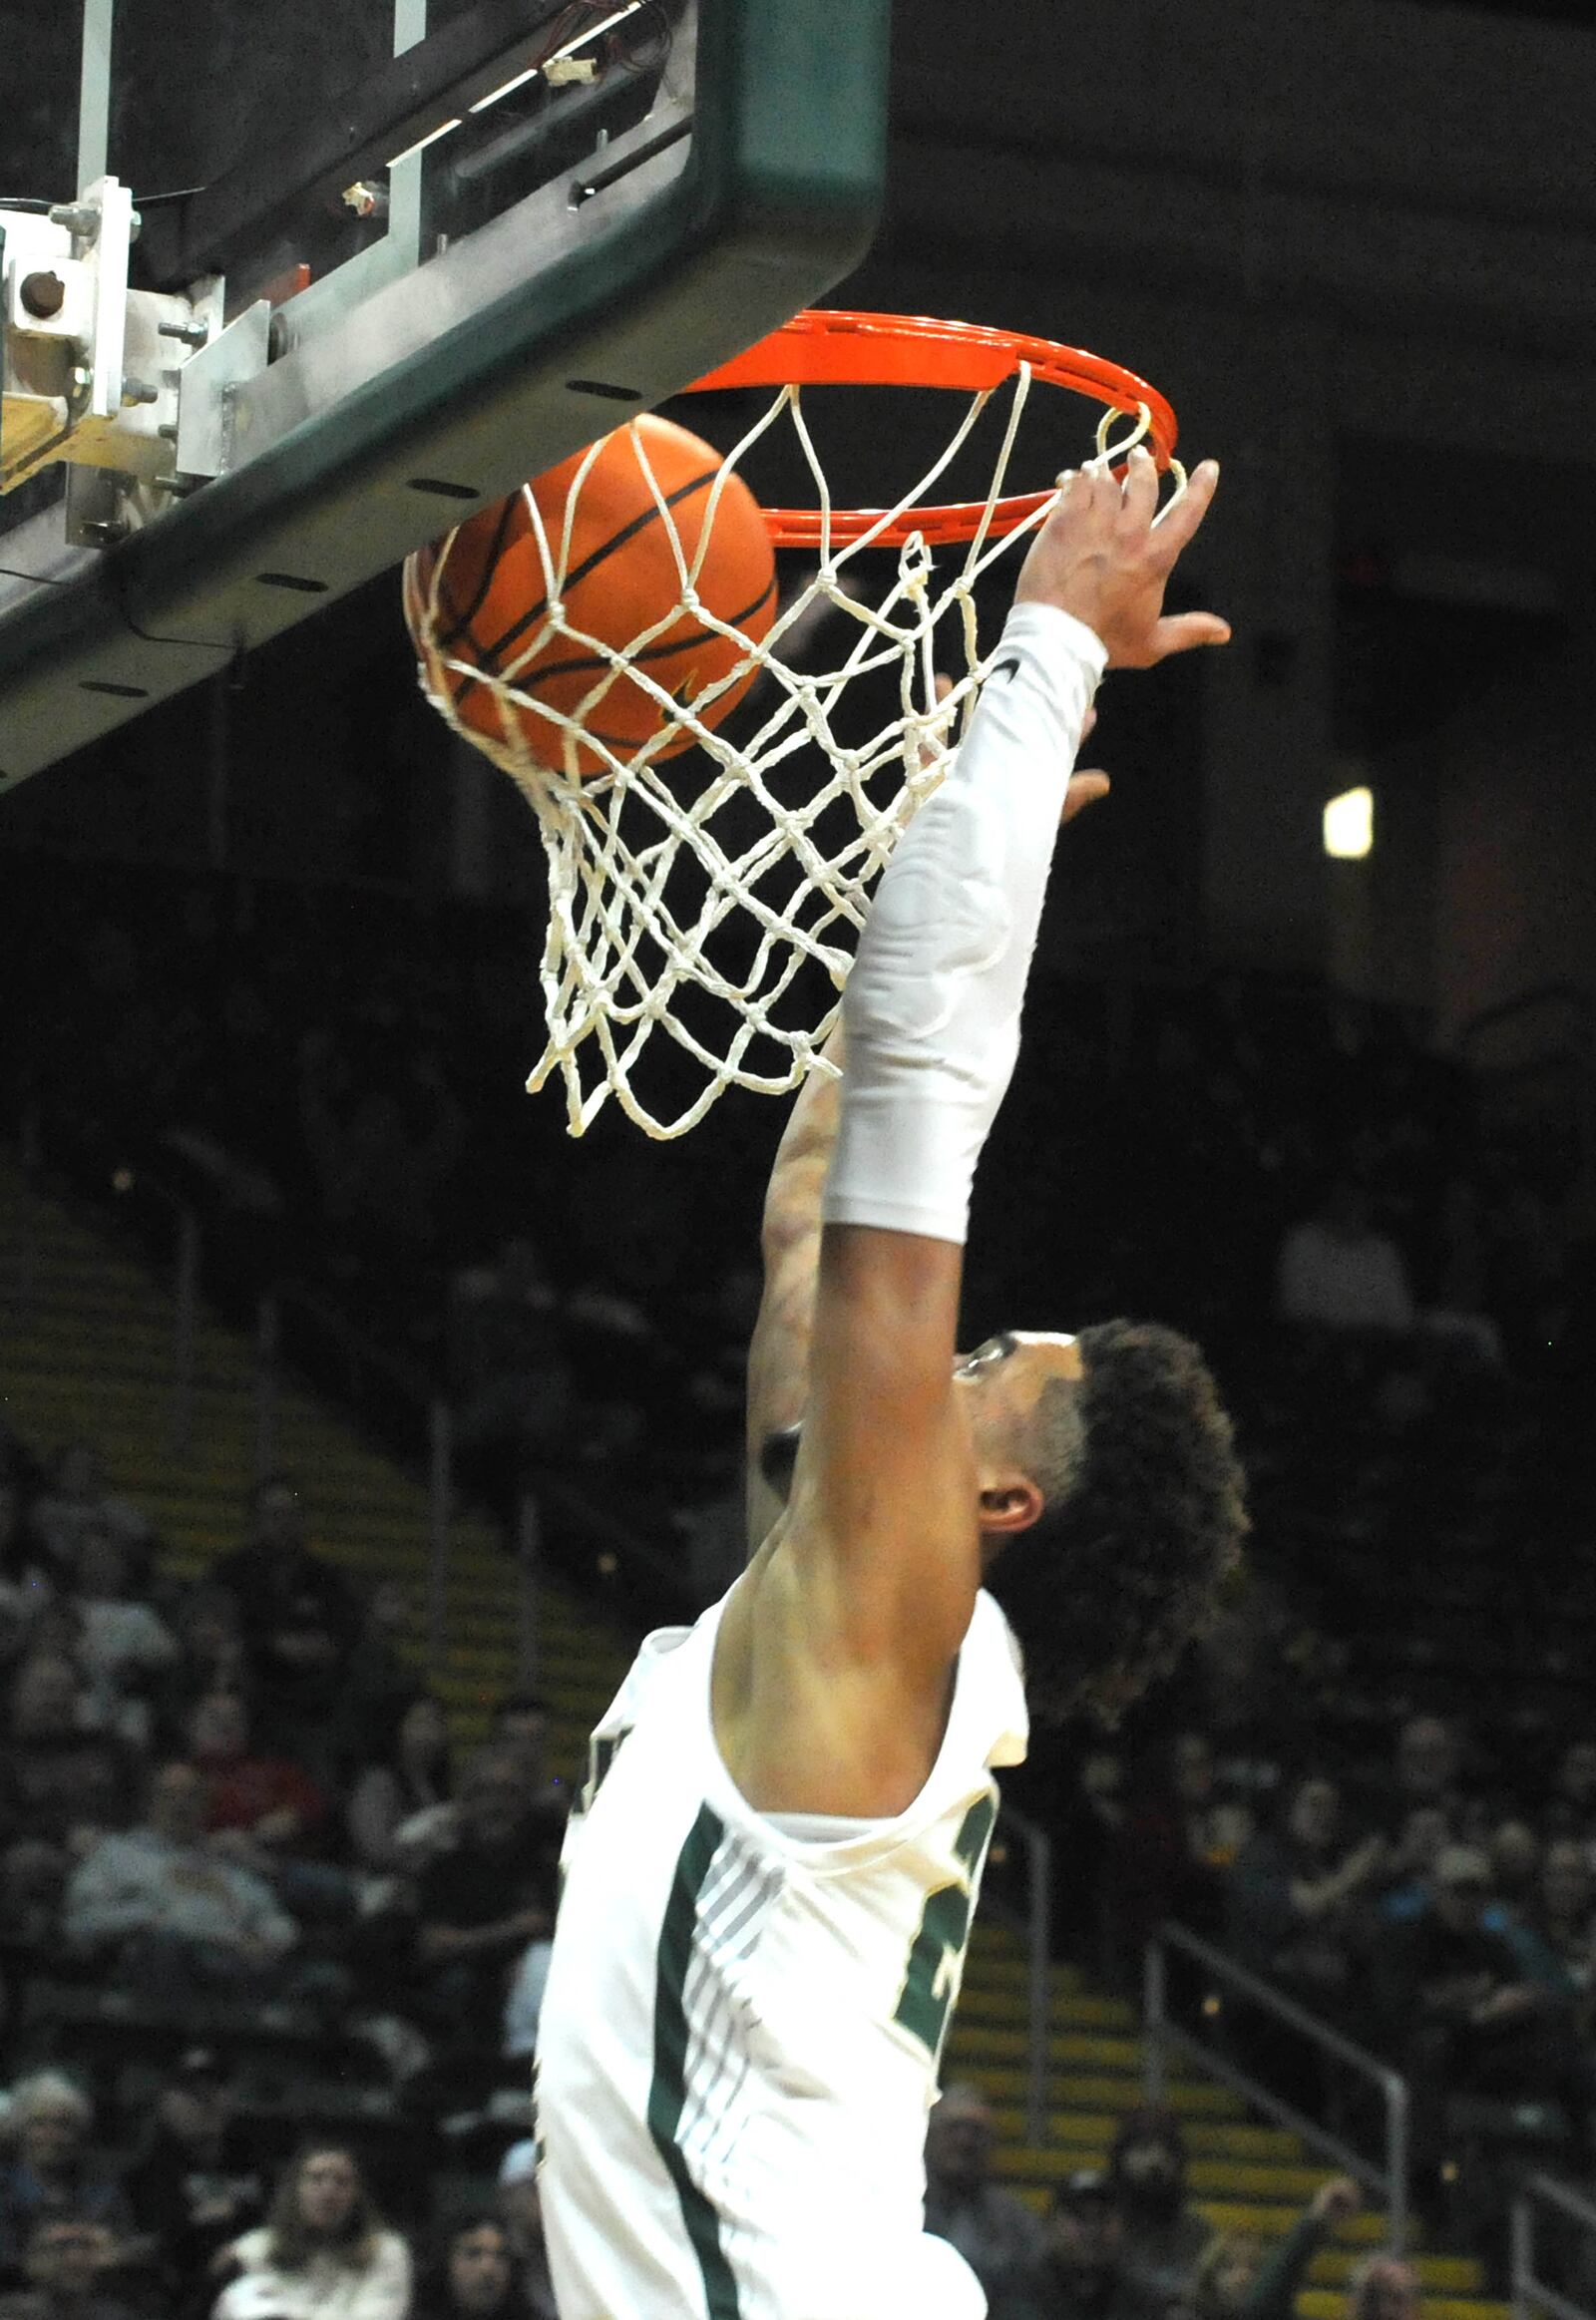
[[1185, 1607, 1298, 1821], [212, 2146, 409, 2320], [0, 2218, 139, 2320], [0, 2077, 132, 2273], [1190, 2177, 1360, 2320], [67, 1528, 178, 1748], [63, 1759, 300, 2005], [122, 2050, 265, 2307], [1486, 1821, 1541, 1921], [1035, 2167, 1139, 2320], [345, 1695, 455, 1876], [157, 1592, 249, 1738], [486, 1692, 567, 1822], [411, 2218, 523, 2320], [26, 1445, 152, 1591], [1377, 1808, 1454, 1925], [493, 2146, 556, 2320], [1105, 1733, 1249, 1964], [1527, 1838, 1596, 1997], [1372, 1843, 1595, 2203], [189, 1692, 329, 1857], [334, 1585, 422, 1772], [0, 1654, 138, 1907], [1106, 2108, 1212, 2314], [1227, 1775, 1388, 2015], [1386, 1718, 1468, 1836], [486, 1691, 549, 1771], [1345, 2256, 1419, 2320], [209, 1480, 360, 1774], [411, 1745, 560, 2051], [1274, 1174, 1416, 1338], [922, 2083, 1047, 2320]]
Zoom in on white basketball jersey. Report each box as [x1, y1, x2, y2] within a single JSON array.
[[536, 1584, 1028, 2320]]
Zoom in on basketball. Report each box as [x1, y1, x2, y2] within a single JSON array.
[[403, 414, 778, 777]]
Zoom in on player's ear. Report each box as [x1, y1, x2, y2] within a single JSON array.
[[977, 1475, 1045, 1534]]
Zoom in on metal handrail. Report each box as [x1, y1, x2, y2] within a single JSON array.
[[1512, 2173, 1596, 2320], [7, 1110, 464, 1667], [1145, 1920, 1409, 2253]]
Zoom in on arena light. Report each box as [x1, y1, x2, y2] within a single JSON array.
[[1324, 784, 1374, 860]]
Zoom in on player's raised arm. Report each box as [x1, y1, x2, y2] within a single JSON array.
[[779, 449, 1228, 1684]]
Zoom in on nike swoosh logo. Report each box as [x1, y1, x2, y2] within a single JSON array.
[[992, 655, 1020, 684]]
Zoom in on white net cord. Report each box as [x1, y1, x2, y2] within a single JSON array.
[[407, 373, 1177, 1137]]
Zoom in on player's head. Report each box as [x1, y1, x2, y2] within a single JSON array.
[[959, 1319, 1247, 1726]]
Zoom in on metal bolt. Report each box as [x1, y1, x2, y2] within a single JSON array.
[[121, 376, 160, 406], [70, 364, 93, 395], [19, 270, 67, 319], [157, 423, 178, 440], [80, 519, 130, 547], [153, 474, 201, 497], [48, 201, 99, 240], [159, 317, 209, 347]]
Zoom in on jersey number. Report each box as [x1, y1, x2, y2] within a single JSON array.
[[893, 1792, 998, 2060]]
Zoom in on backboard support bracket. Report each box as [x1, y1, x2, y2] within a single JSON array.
[[0, 0, 891, 791]]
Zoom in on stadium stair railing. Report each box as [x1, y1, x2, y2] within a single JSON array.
[[1511, 2175, 1596, 2320], [946, 1922, 1508, 2320], [1145, 1920, 1409, 2249], [0, 1139, 632, 1772]]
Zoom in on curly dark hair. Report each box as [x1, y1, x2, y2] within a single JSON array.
[[984, 1320, 1248, 1727]]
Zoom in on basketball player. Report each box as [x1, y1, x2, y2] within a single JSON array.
[[537, 447, 1249, 2320]]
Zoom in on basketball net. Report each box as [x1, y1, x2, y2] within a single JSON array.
[[406, 350, 1178, 1137]]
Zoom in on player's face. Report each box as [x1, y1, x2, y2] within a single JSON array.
[[954, 1330, 1082, 1456]]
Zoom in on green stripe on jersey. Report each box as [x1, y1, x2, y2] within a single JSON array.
[[647, 1802, 742, 2320]]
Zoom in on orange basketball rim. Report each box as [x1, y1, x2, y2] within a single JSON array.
[[683, 309, 1181, 552]]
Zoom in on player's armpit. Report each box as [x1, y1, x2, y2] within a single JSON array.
[[780, 1221, 980, 1681]]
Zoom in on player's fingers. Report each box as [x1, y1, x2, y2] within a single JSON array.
[[1149, 459, 1221, 563], [1088, 460, 1123, 528], [1061, 769, 1110, 825], [1120, 443, 1160, 534], [1148, 609, 1233, 660], [1066, 462, 1112, 536]]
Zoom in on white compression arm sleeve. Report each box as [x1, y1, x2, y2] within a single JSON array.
[[822, 600, 1106, 1245]]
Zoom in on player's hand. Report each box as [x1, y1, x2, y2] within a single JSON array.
[[924, 675, 1110, 825], [1014, 447, 1230, 669]]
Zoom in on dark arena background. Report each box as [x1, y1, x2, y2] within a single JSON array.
[[2, 2, 1595, 2316]]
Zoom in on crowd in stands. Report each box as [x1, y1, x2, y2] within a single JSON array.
[[0, 1416, 1433, 2320], [920, 2093, 1408, 2320], [1058, 1686, 1596, 2256], [3, 847, 1596, 2301], [0, 1422, 567, 2320]]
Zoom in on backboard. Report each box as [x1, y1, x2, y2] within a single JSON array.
[[0, 0, 890, 788]]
